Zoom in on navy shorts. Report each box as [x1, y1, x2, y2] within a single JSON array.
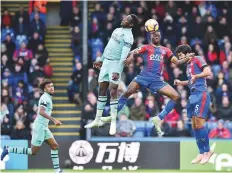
[[187, 90, 211, 119], [133, 75, 167, 94]]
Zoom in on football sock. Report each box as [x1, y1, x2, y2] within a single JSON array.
[[194, 128, 208, 154], [51, 149, 60, 171], [8, 147, 32, 155], [158, 100, 176, 120], [110, 99, 118, 120], [117, 95, 128, 112], [96, 96, 107, 120]]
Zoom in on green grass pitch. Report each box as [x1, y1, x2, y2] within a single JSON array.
[[1, 170, 230, 173]]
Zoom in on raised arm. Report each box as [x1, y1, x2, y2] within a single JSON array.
[[174, 79, 189, 86], [124, 45, 147, 66], [171, 53, 195, 65]]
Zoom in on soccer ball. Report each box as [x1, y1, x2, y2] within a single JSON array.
[[145, 19, 159, 32]]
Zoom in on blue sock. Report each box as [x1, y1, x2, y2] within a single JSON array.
[[202, 127, 210, 152], [117, 95, 128, 112], [194, 127, 209, 154], [158, 100, 176, 120]]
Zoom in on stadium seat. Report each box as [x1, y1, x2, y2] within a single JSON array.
[[146, 121, 154, 137], [133, 121, 145, 137]]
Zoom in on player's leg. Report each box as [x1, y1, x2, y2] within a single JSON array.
[[45, 129, 63, 173], [1, 124, 43, 160], [151, 83, 180, 136], [157, 84, 180, 120], [192, 91, 213, 164], [108, 82, 119, 135], [100, 80, 141, 124], [118, 80, 141, 112], [84, 81, 109, 128]]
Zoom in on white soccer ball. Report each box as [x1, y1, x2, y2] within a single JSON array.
[[145, 19, 159, 32]]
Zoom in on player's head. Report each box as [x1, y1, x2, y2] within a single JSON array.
[[150, 30, 161, 45], [39, 79, 54, 95], [175, 44, 192, 59], [121, 14, 138, 28]]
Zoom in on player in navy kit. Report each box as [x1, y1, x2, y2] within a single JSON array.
[[101, 30, 194, 135], [174, 44, 213, 164]]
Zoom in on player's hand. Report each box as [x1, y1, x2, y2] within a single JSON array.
[[93, 61, 103, 69], [191, 75, 197, 84], [187, 53, 195, 60], [174, 79, 182, 86], [112, 72, 120, 81], [124, 56, 133, 66], [53, 119, 62, 126]]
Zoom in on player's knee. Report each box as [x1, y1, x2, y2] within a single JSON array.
[[172, 93, 181, 103], [124, 90, 133, 98], [51, 144, 59, 150], [110, 88, 117, 97], [99, 87, 107, 96]]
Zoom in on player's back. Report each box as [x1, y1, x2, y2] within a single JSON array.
[[102, 27, 133, 61], [136, 44, 173, 79], [34, 92, 53, 126], [186, 56, 208, 91]]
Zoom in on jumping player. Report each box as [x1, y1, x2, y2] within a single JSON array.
[[1, 79, 64, 173], [174, 44, 213, 164], [101, 30, 194, 135], [84, 14, 139, 135]]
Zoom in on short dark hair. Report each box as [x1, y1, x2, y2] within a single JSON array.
[[130, 14, 139, 26], [39, 79, 52, 91], [175, 44, 192, 54]]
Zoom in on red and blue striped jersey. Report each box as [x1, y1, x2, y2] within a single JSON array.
[[135, 44, 173, 79], [186, 56, 208, 91]]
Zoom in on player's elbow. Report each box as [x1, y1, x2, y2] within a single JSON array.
[[204, 67, 212, 78]]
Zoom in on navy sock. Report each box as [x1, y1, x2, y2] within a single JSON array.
[[194, 127, 209, 154], [158, 100, 176, 120], [117, 95, 128, 112], [202, 127, 210, 152]]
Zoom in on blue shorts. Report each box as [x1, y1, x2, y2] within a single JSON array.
[[187, 90, 211, 119], [133, 75, 167, 94]]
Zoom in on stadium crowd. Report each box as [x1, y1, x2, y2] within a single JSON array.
[[1, 2, 50, 140], [68, 1, 232, 138]]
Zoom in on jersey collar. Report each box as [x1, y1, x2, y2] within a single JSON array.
[[122, 27, 132, 31], [44, 92, 52, 98]]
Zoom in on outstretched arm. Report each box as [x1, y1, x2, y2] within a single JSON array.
[[171, 53, 195, 65], [174, 79, 189, 86], [191, 66, 212, 84]]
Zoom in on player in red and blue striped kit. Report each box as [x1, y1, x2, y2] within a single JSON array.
[[101, 31, 193, 135], [174, 45, 213, 165]]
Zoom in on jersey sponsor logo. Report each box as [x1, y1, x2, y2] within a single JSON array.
[[69, 140, 94, 164], [149, 54, 163, 61]]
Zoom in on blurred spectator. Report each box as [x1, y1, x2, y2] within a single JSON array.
[[28, 32, 43, 54], [68, 62, 83, 105], [1, 25, 15, 42], [71, 26, 81, 56], [169, 120, 191, 137], [216, 17, 230, 39], [30, 12, 46, 37], [15, 34, 28, 50], [14, 17, 29, 36], [1, 55, 11, 73], [88, 68, 98, 92], [210, 96, 232, 121], [130, 97, 146, 120], [59, 1, 74, 26], [209, 119, 231, 138], [11, 63, 28, 89], [165, 1, 178, 18], [116, 114, 136, 137], [1, 103, 12, 136], [70, 6, 81, 27], [35, 44, 48, 67], [91, 3, 105, 24], [164, 109, 180, 128], [30, 0, 47, 14], [2, 8, 12, 27], [29, 6, 46, 24], [11, 104, 30, 139], [3, 34, 15, 61], [12, 80, 27, 105], [15, 5, 29, 24], [13, 42, 33, 67], [204, 25, 217, 45], [145, 95, 159, 120]]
